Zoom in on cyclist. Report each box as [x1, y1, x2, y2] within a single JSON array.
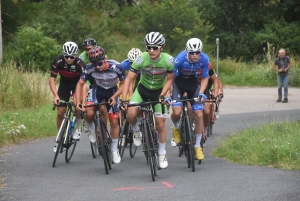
[[121, 48, 143, 99], [49, 41, 86, 152], [75, 46, 126, 164], [169, 38, 209, 161], [79, 38, 97, 64], [121, 32, 174, 169], [198, 62, 220, 138]]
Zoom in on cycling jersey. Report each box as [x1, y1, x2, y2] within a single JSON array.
[[174, 50, 209, 79], [197, 62, 214, 84], [78, 52, 90, 64], [130, 52, 174, 90], [121, 59, 131, 72], [80, 60, 126, 90], [51, 55, 85, 87]]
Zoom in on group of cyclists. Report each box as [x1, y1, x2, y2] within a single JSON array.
[[49, 32, 224, 170]]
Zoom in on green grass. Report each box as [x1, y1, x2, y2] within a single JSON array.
[[0, 104, 57, 148], [212, 120, 300, 170]]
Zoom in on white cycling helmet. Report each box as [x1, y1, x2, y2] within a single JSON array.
[[127, 48, 142, 62], [62, 41, 78, 56], [186, 38, 203, 52], [144, 32, 165, 45]]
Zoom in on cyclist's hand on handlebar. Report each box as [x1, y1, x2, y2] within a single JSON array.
[[198, 93, 207, 102], [53, 96, 60, 105], [120, 100, 128, 111], [158, 95, 166, 103], [109, 97, 116, 106], [165, 97, 172, 105], [76, 104, 85, 111]]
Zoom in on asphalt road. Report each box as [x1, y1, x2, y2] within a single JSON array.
[[1, 87, 300, 201]]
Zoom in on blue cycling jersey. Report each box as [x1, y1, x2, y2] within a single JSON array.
[[174, 50, 209, 79], [121, 59, 131, 72]]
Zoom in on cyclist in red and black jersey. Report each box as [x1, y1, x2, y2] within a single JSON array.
[[49, 42, 86, 152]]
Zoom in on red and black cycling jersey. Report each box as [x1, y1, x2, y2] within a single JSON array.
[[197, 62, 214, 84], [51, 55, 86, 87]]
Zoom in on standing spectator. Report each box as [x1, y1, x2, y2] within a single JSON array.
[[273, 49, 292, 103]]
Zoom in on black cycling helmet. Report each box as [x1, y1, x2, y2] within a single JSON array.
[[88, 46, 105, 62], [82, 38, 97, 48]]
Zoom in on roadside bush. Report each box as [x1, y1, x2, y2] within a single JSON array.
[[6, 26, 61, 72]]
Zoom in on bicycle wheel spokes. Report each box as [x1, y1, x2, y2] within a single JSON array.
[[65, 119, 77, 163], [185, 116, 195, 172], [52, 119, 67, 167], [96, 119, 109, 174], [142, 122, 155, 181]]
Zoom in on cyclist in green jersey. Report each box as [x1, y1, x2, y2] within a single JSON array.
[[121, 32, 174, 169], [79, 38, 97, 64]]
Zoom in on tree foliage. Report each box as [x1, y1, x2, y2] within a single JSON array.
[[133, 0, 213, 54]]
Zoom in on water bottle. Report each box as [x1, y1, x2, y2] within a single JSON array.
[[70, 120, 74, 135]]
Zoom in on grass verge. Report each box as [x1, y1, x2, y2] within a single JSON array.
[[0, 104, 57, 148], [212, 120, 300, 170]]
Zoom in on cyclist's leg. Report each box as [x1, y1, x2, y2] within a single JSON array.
[[154, 104, 168, 169], [71, 87, 82, 140], [128, 86, 143, 147], [108, 102, 121, 164], [190, 85, 205, 160]]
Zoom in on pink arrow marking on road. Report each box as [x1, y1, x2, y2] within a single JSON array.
[[113, 182, 173, 191]]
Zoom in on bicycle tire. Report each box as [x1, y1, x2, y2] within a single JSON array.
[[129, 125, 137, 158], [185, 116, 195, 172], [52, 119, 67, 167], [90, 142, 97, 158], [119, 120, 129, 159], [101, 119, 112, 170], [96, 119, 109, 174], [207, 121, 211, 137], [65, 119, 77, 163], [142, 121, 155, 181]]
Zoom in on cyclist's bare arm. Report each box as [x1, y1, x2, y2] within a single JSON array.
[[75, 80, 85, 110], [49, 77, 59, 104], [160, 72, 174, 96], [121, 71, 136, 100], [218, 78, 224, 96], [111, 81, 124, 105], [200, 77, 209, 93], [210, 74, 219, 97]]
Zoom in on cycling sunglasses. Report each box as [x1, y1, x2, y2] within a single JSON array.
[[64, 55, 75, 60], [188, 51, 201, 55], [92, 60, 104, 67], [146, 45, 162, 51], [85, 47, 92, 51]]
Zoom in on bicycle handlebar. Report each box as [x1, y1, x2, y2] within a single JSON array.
[[127, 100, 165, 114], [52, 100, 76, 110], [83, 101, 115, 114]]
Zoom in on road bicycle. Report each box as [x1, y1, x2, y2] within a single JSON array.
[[172, 96, 205, 172], [127, 100, 164, 181], [52, 100, 78, 167], [205, 94, 220, 137], [118, 109, 137, 159], [84, 101, 114, 174]]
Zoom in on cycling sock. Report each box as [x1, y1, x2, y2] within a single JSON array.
[[194, 134, 202, 148], [111, 138, 118, 152], [76, 119, 82, 129], [88, 122, 95, 130], [204, 127, 207, 134], [173, 122, 179, 129], [158, 142, 166, 155], [133, 122, 139, 132]]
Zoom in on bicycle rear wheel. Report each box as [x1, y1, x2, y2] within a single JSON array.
[[185, 116, 195, 172], [52, 119, 67, 167], [142, 121, 155, 181], [96, 119, 109, 174]]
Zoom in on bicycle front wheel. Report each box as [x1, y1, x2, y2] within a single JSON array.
[[52, 119, 67, 167], [90, 142, 97, 158], [185, 116, 195, 172], [96, 119, 109, 174], [119, 120, 129, 159], [142, 121, 155, 181]]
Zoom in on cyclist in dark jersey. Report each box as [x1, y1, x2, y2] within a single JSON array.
[[49, 41, 86, 152], [121, 32, 174, 169], [75, 46, 126, 164]]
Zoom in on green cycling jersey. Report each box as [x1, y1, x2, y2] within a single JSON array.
[[131, 52, 174, 90], [79, 52, 90, 64]]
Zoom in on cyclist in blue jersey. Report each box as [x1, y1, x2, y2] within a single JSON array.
[[169, 38, 209, 161], [121, 48, 142, 99], [75, 46, 126, 164]]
